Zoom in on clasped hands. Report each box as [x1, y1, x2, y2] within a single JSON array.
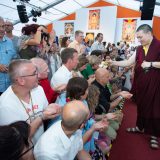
[[119, 91, 133, 99], [42, 103, 62, 120], [52, 84, 66, 93], [141, 60, 151, 69], [91, 119, 109, 132], [92, 112, 121, 132]]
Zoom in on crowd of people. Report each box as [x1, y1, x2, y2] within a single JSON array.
[[0, 14, 160, 160]]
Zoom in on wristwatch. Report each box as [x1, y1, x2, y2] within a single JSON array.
[[38, 112, 44, 121], [119, 96, 123, 100]]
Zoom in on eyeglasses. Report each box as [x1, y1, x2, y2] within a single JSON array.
[[5, 25, 12, 27], [0, 25, 5, 29], [20, 73, 38, 77], [20, 70, 38, 77]]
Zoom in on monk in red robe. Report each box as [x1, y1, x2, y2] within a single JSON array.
[[111, 24, 160, 149]]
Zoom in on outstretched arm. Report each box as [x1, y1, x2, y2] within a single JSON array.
[[111, 51, 136, 67], [77, 149, 91, 160]]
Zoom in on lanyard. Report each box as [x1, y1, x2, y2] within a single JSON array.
[[17, 92, 36, 123]]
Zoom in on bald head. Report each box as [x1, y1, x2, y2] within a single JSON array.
[[62, 100, 89, 131], [95, 68, 110, 86], [95, 68, 109, 80]]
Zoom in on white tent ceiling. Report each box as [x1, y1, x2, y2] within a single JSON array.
[[0, 0, 160, 35]]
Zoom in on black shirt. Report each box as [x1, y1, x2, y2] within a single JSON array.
[[93, 80, 111, 115]]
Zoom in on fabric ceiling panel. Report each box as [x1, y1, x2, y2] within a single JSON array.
[[53, 0, 81, 14], [0, 0, 160, 26]]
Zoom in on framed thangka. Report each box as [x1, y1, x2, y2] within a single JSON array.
[[86, 32, 94, 41], [88, 9, 100, 30], [64, 22, 74, 36], [122, 19, 137, 43]]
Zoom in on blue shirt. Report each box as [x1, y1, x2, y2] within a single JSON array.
[[0, 36, 17, 92]]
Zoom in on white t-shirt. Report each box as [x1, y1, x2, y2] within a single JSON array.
[[34, 120, 83, 160], [50, 65, 72, 87], [90, 41, 105, 52], [0, 85, 48, 144]]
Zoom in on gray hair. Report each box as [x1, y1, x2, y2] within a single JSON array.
[[8, 59, 32, 83], [31, 57, 46, 73], [88, 55, 101, 66], [5, 20, 13, 25]]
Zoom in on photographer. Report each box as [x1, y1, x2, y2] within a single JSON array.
[[18, 24, 50, 59]]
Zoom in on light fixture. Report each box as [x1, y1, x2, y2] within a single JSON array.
[[13, 0, 30, 2], [17, 5, 29, 23], [31, 9, 42, 22], [31, 9, 37, 17], [32, 17, 37, 22], [37, 11, 42, 17]]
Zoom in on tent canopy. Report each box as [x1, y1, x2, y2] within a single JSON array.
[[0, 0, 160, 35]]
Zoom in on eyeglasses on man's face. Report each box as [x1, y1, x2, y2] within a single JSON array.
[[20, 70, 38, 77], [0, 25, 5, 29], [5, 24, 13, 27]]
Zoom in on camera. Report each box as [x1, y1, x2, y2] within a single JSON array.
[[41, 31, 50, 46]]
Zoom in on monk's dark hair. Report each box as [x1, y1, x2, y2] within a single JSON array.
[[136, 24, 152, 33]]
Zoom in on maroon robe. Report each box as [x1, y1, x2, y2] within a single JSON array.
[[132, 37, 160, 136]]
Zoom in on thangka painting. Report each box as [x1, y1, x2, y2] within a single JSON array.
[[122, 19, 137, 43], [88, 9, 100, 30], [86, 32, 94, 41], [64, 22, 74, 36]]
